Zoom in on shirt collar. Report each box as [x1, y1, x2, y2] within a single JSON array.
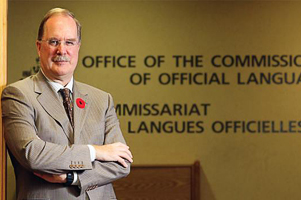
[[41, 69, 74, 93]]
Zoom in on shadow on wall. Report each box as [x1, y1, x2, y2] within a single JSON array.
[[7, 154, 16, 200], [200, 164, 216, 200]]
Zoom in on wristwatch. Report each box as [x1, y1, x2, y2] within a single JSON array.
[[65, 172, 74, 186]]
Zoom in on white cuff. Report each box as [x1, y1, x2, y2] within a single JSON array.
[[87, 145, 96, 162], [71, 172, 80, 185]]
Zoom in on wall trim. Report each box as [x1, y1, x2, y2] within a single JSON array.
[[1, 0, 7, 199]]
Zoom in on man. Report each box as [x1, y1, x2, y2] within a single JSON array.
[[1, 8, 132, 200]]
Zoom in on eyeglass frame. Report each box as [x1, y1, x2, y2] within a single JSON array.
[[38, 38, 80, 48]]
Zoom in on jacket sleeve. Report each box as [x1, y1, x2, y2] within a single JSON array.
[[77, 93, 130, 193], [2, 85, 93, 174]]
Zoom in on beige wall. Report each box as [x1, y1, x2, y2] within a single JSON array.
[[0, 0, 7, 199], [7, 1, 301, 200]]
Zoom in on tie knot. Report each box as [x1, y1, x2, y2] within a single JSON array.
[[59, 88, 71, 99]]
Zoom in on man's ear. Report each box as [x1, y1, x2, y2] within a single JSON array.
[[36, 40, 41, 57]]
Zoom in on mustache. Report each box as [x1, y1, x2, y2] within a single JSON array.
[[52, 55, 70, 62]]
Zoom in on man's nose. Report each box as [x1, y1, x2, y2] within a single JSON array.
[[56, 42, 67, 55]]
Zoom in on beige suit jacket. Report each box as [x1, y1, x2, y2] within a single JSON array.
[[1, 71, 130, 200]]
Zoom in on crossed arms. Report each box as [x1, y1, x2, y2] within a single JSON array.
[[2, 84, 132, 193]]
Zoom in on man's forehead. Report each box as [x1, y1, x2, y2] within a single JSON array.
[[43, 14, 77, 37]]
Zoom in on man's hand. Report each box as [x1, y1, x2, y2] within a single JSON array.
[[34, 172, 67, 183], [92, 142, 133, 168]]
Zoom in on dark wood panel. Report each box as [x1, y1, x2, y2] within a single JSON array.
[[113, 162, 200, 200]]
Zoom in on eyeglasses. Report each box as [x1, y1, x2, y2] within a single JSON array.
[[39, 38, 79, 47]]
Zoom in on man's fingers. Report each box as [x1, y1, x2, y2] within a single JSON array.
[[34, 172, 43, 178], [117, 157, 128, 168], [33, 172, 67, 183], [124, 148, 133, 158], [116, 144, 133, 158], [118, 152, 133, 163], [94, 143, 133, 164], [111, 143, 133, 159]]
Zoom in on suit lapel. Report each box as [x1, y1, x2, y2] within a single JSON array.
[[34, 71, 74, 143], [73, 81, 90, 144]]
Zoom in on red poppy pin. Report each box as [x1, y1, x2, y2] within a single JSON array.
[[76, 98, 86, 109]]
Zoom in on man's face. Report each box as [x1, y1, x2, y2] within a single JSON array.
[[36, 14, 80, 84]]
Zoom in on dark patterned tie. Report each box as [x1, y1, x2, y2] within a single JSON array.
[[59, 88, 74, 128]]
